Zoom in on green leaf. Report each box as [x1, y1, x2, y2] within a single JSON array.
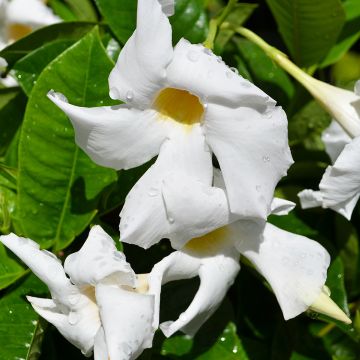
[[266, 0, 346, 67], [64, 0, 98, 21], [17, 27, 117, 250], [13, 40, 78, 96], [234, 38, 295, 108], [95, 0, 208, 45], [0, 87, 26, 156], [0, 274, 48, 360], [48, 0, 78, 21], [0, 22, 97, 69], [321, 0, 360, 68]]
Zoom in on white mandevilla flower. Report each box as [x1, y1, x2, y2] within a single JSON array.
[[0, 0, 60, 86], [147, 169, 350, 338], [298, 81, 360, 220], [0, 226, 155, 360], [48, 0, 293, 250]]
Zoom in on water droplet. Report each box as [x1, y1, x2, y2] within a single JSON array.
[[126, 90, 134, 102], [241, 80, 251, 88], [179, 312, 187, 321], [220, 336, 226, 342], [17, 74, 22, 79], [255, 185, 261, 192], [216, 56, 222, 63], [9, 310, 13, 314], [148, 187, 158, 197], [230, 67, 239, 75], [232, 346, 238, 353], [262, 156, 270, 163], [24, 343, 30, 348], [43, 250, 59, 261], [187, 50, 199, 62], [68, 293, 81, 306], [203, 48, 212, 56], [168, 216, 175, 224], [109, 87, 119, 99], [121, 343, 132, 356], [225, 71, 233, 79], [337, 274, 342, 279], [68, 311, 80, 325]]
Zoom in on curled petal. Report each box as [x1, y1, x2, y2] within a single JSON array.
[[64, 225, 136, 288], [108, 0, 173, 108], [205, 103, 293, 219], [149, 249, 240, 337], [166, 39, 274, 109], [95, 284, 155, 360], [236, 223, 330, 320], [0, 233, 72, 301], [28, 293, 100, 356], [120, 125, 212, 249], [270, 198, 296, 215], [48, 92, 169, 170], [299, 136, 360, 220]]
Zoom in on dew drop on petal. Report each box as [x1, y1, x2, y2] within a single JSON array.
[[148, 187, 158, 197], [262, 155, 270, 163], [68, 293, 81, 306], [230, 67, 239, 75], [126, 90, 134, 102], [203, 47, 212, 56], [109, 87, 120, 99], [68, 311, 80, 325], [225, 71, 233, 79], [187, 50, 199, 62]]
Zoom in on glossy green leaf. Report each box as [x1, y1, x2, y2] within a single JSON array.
[[266, 0, 346, 66], [48, 0, 77, 21], [234, 38, 295, 108], [0, 22, 96, 69], [0, 274, 48, 360], [95, 0, 208, 45], [0, 88, 26, 156], [322, 0, 360, 67], [17, 27, 117, 250], [64, 0, 98, 21]]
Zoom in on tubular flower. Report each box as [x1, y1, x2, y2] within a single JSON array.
[[48, 0, 293, 249], [0, 226, 155, 360], [148, 170, 350, 337], [299, 82, 360, 220]]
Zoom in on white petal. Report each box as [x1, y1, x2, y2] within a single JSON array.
[[158, 0, 175, 16], [299, 136, 360, 220], [48, 91, 169, 170], [6, 0, 60, 29], [108, 0, 173, 108], [120, 125, 212, 249], [0, 233, 72, 300], [28, 292, 100, 357], [94, 328, 109, 360], [149, 249, 240, 337], [166, 39, 275, 108], [322, 120, 351, 163], [204, 103, 293, 219], [64, 225, 136, 287], [95, 284, 155, 360], [270, 198, 296, 215], [237, 223, 330, 320]]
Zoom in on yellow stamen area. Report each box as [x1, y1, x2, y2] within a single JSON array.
[[153, 88, 204, 125], [185, 227, 230, 254], [8, 24, 32, 41]]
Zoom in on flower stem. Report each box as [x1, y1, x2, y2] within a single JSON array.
[[204, 0, 238, 49]]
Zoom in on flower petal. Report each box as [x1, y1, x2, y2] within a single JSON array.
[[149, 249, 240, 337], [6, 0, 60, 29], [108, 0, 173, 108], [299, 136, 360, 220], [0, 233, 72, 300], [204, 103, 293, 219], [64, 225, 136, 287], [95, 283, 155, 359], [236, 222, 330, 320], [48, 91, 169, 170], [158, 0, 175, 16], [166, 39, 274, 109], [94, 328, 109, 360], [28, 293, 100, 356], [120, 124, 212, 249], [322, 120, 351, 163], [270, 198, 296, 215]]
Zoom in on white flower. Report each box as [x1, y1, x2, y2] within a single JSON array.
[[298, 82, 360, 220], [145, 169, 350, 337], [0, 226, 155, 360], [48, 0, 293, 249]]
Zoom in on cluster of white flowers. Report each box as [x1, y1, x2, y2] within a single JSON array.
[[0, 0, 355, 359]]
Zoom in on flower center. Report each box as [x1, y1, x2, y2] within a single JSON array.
[[185, 227, 230, 254], [154, 88, 204, 125], [8, 24, 32, 41]]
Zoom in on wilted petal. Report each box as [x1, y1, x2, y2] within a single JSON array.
[[299, 136, 360, 220], [95, 283, 155, 360], [64, 225, 136, 288], [205, 103, 293, 219], [236, 223, 330, 320], [322, 120, 351, 163], [48, 91, 170, 170], [149, 249, 240, 337], [120, 125, 212, 249], [108, 0, 173, 108]]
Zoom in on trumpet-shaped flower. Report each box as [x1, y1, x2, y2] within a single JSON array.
[[48, 0, 293, 249], [147, 170, 350, 337], [299, 82, 360, 220], [0, 226, 155, 360]]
